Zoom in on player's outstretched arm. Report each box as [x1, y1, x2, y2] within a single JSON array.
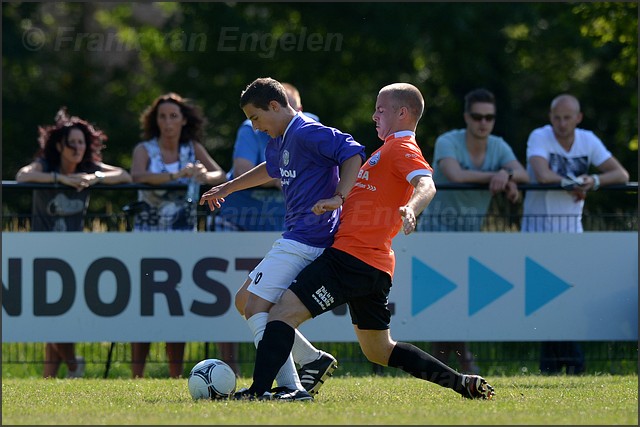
[[199, 162, 273, 211], [199, 182, 229, 211]]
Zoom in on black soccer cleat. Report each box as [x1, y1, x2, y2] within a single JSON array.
[[461, 375, 495, 400], [271, 386, 314, 401], [298, 351, 338, 396], [232, 387, 273, 401]]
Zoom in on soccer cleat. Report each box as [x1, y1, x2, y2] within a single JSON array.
[[67, 356, 85, 379], [271, 386, 314, 401], [232, 387, 273, 401], [461, 375, 495, 400], [298, 351, 338, 395]]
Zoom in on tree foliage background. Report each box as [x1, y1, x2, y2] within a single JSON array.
[[2, 2, 637, 213]]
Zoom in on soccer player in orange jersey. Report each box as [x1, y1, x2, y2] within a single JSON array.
[[234, 83, 495, 401]]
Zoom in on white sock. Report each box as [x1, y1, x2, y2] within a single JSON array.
[[246, 312, 303, 391], [292, 329, 322, 366], [275, 353, 302, 391], [246, 312, 269, 347]]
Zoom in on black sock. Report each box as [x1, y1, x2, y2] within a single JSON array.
[[249, 320, 295, 395], [387, 342, 466, 394]]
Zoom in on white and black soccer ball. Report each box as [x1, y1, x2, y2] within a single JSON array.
[[188, 358, 237, 400]]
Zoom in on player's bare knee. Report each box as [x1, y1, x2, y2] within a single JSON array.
[[267, 301, 290, 322], [234, 289, 247, 316], [268, 291, 308, 328], [358, 335, 395, 366], [234, 279, 252, 316], [243, 303, 260, 319], [244, 294, 274, 319], [361, 348, 386, 366]]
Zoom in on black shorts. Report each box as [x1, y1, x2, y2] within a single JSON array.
[[289, 247, 392, 330]]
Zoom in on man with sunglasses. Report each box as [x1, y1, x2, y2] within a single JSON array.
[[420, 88, 528, 233], [418, 88, 528, 374]]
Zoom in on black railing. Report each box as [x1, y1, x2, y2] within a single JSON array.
[[2, 180, 637, 191], [2, 181, 637, 378], [3, 181, 638, 233]]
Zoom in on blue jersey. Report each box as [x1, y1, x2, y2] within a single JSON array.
[[216, 120, 283, 231], [265, 113, 365, 247]]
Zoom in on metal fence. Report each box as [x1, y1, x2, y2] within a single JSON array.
[[2, 181, 638, 378], [2, 340, 637, 379]]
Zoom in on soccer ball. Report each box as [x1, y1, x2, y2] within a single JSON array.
[[188, 358, 237, 400]]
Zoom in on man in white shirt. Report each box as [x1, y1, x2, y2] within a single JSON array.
[[521, 94, 629, 233], [521, 93, 629, 375]]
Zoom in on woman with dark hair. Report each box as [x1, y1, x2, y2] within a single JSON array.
[[15, 107, 131, 378], [129, 93, 226, 378], [130, 93, 226, 232]]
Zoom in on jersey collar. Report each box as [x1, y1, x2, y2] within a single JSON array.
[[385, 130, 415, 143], [283, 112, 302, 141]]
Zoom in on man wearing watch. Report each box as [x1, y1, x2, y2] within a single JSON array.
[[94, 170, 106, 183]]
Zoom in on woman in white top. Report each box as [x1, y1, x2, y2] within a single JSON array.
[[129, 93, 226, 378]]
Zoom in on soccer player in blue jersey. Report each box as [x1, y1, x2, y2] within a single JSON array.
[[200, 77, 365, 400]]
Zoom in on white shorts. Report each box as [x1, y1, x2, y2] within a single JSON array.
[[247, 238, 325, 304]]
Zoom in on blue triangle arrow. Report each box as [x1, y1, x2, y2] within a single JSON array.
[[525, 257, 573, 316], [412, 257, 457, 315], [468, 257, 515, 316]]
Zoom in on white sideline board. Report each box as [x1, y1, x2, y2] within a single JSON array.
[[2, 232, 637, 342]]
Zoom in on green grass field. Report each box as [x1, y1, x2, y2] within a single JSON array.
[[2, 374, 637, 425]]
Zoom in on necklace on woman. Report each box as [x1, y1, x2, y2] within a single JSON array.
[[157, 139, 181, 174]]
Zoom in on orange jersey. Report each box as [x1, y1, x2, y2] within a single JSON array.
[[332, 131, 432, 277]]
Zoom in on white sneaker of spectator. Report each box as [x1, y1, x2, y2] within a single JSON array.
[[67, 356, 85, 378]]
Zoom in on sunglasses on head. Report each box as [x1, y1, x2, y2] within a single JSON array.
[[469, 113, 496, 122]]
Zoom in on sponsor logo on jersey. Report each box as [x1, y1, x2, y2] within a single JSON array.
[[357, 170, 370, 180], [368, 152, 380, 166], [280, 168, 297, 178]]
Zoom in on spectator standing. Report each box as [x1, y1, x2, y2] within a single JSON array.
[[419, 88, 528, 373], [521, 93, 629, 374], [15, 107, 132, 378], [129, 92, 226, 378]]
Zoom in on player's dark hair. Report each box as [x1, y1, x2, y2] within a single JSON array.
[[240, 77, 289, 110], [464, 88, 495, 112]]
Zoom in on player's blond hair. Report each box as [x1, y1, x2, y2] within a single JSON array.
[[379, 83, 425, 121]]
